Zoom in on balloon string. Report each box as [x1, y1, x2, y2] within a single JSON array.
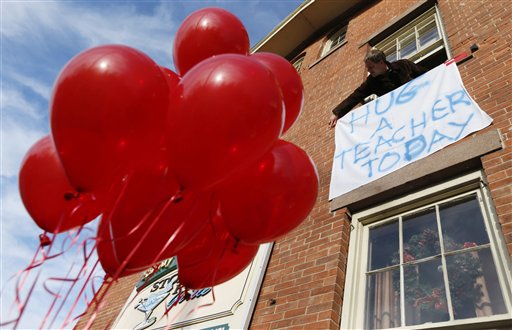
[[145, 196, 187, 266], [107, 189, 177, 280], [60, 258, 100, 329], [4, 231, 56, 328], [158, 194, 219, 330], [101, 172, 178, 243], [81, 274, 116, 330], [80, 172, 174, 328], [47, 236, 99, 329], [82, 176, 175, 328], [39, 264, 78, 329]]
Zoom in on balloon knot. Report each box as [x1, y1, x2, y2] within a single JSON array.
[[63, 192, 80, 201], [170, 191, 183, 203], [233, 238, 240, 252], [39, 233, 51, 247]]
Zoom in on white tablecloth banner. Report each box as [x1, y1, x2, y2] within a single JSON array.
[[329, 63, 493, 200]]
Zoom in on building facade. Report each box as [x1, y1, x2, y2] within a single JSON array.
[[77, 0, 512, 329]]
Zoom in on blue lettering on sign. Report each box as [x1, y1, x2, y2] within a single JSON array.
[[447, 90, 471, 113], [334, 73, 483, 182], [370, 117, 394, 139], [396, 80, 430, 104], [378, 152, 401, 172], [374, 135, 393, 154], [428, 129, 454, 153], [354, 142, 371, 164], [449, 113, 474, 140], [404, 134, 427, 161], [410, 112, 427, 137], [348, 105, 370, 134], [374, 91, 394, 115], [361, 157, 379, 178], [334, 147, 353, 170]]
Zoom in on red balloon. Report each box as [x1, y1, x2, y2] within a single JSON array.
[[217, 140, 318, 244], [50, 45, 169, 195], [160, 66, 181, 89], [96, 163, 212, 277], [19, 135, 100, 233], [173, 8, 250, 75], [96, 237, 145, 278], [166, 54, 284, 191], [251, 52, 304, 134], [177, 211, 259, 289]]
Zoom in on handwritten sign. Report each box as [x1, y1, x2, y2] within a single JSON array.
[[329, 63, 492, 200]]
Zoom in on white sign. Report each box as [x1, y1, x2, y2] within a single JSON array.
[[329, 63, 493, 200], [112, 244, 272, 330]]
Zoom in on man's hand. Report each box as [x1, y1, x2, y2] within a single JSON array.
[[329, 114, 339, 129]]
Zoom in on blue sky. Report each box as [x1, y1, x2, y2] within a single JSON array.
[[1, 1, 302, 327]]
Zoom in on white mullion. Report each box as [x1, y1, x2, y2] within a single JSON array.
[[399, 215, 406, 327], [436, 203, 455, 321], [434, 4, 452, 59], [395, 38, 400, 60], [414, 25, 420, 56]]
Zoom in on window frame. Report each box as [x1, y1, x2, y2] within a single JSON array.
[[321, 24, 348, 57], [375, 7, 446, 64], [341, 170, 512, 329], [364, 4, 451, 71], [292, 54, 305, 72]]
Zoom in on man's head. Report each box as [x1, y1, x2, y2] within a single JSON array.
[[364, 48, 388, 77]]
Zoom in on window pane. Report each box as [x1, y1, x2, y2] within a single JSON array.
[[365, 269, 401, 329], [293, 57, 304, 72], [403, 208, 440, 261], [322, 26, 346, 56], [404, 258, 449, 326], [440, 195, 489, 252], [368, 220, 399, 270], [418, 20, 439, 47], [399, 34, 417, 59], [386, 52, 397, 63], [446, 248, 507, 320]]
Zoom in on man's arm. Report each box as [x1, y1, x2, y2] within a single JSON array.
[[329, 81, 372, 128]]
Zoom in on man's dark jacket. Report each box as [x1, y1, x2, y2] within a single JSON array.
[[332, 59, 428, 118]]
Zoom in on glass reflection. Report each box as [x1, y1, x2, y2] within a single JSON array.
[[368, 220, 399, 270], [446, 248, 507, 320], [403, 258, 449, 325], [403, 207, 440, 261], [440, 195, 489, 252], [365, 268, 401, 329]]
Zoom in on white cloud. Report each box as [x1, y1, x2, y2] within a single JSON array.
[[9, 72, 52, 101], [2, 87, 45, 121], [1, 117, 46, 178]]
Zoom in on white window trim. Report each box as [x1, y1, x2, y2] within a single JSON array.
[[340, 170, 512, 329], [321, 25, 348, 57], [292, 55, 305, 72], [375, 5, 450, 64]]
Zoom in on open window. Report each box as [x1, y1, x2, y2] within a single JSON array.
[[292, 53, 306, 73], [372, 6, 449, 70], [321, 25, 348, 57]]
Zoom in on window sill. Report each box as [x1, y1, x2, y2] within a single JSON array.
[[308, 40, 347, 69]]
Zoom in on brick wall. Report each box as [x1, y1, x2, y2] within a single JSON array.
[[74, 273, 140, 329]]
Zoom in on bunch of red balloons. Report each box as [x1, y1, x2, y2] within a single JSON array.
[[18, 8, 318, 289]]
